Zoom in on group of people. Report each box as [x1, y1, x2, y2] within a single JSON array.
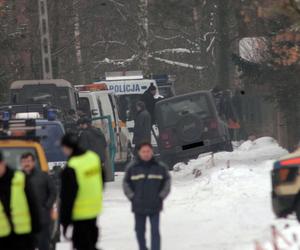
[[0, 139, 170, 250], [0, 84, 171, 250]]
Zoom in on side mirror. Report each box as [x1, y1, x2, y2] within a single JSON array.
[[91, 109, 99, 116]]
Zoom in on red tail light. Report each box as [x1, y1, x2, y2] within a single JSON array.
[[160, 129, 173, 149], [279, 168, 289, 182]]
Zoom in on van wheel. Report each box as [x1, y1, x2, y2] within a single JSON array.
[[295, 198, 300, 222]]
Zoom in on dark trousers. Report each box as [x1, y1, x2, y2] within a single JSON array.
[[135, 213, 160, 250], [36, 223, 50, 250], [0, 234, 35, 250], [72, 218, 99, 250]]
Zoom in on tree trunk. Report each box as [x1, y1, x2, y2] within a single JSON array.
[[216, 0, 230, 89], [137, 0, 150, 73]]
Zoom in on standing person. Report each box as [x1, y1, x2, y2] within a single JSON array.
[[60, 133, 104, 250], [133, 101, 152, 154], [20, 152, 57, 250], [141, 83, 157, 124], [78, 117, 107, 166], [0, 151, 41, 250], [123, 143, 171, 250]]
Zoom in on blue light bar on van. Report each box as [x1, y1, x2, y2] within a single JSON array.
[[2, 111, 10, 121], [47, 109, 57, 121]]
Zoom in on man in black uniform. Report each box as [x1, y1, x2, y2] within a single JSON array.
[[133, 101, 152, 155], [0, 151, 41, 250], [78, 117, 107, 166], [21, 152, 57, 250], [60, 133, 105, 250], [123, 143, 171, 250], [141, 84, 157, 124]]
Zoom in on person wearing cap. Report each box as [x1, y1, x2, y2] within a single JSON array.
[[141, 83, 157, 124], [0, 151, 42, 250], [60, 133, 104, 250], [77, 117, 107, 167]]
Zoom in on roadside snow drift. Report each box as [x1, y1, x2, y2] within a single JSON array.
[[57, 137, 289, 250]]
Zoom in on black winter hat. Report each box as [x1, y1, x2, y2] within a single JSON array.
[[77, 116, 92, 125], [148, 83, 156, 91], [61, 133, 80, 149]]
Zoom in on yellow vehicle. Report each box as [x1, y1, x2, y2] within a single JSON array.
[[0, 118, 59, 250], [0, 139, 48, 172]]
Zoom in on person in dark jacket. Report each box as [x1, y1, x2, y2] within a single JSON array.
[[133, 101, 152, 154], [20, 152, 56, 250], [60, 133, 104, 250], [123, 143, 171, 250], [0, 151, 42, 250], [78, 117, 107, 165], [141, 84, 157, 124]]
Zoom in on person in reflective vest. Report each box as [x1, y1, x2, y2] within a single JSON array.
[[60, 133, 104, 250], [0, 151, 41, 250]]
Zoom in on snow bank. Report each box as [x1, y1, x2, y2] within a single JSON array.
[[173, 137, 287, 176], [167, 137, 289, 250]]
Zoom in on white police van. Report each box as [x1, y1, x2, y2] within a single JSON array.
[[96, 71, 159, 146], [76, 84, 132, 165]]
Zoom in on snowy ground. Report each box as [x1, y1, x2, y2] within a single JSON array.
[[58, 137, 298, 250]]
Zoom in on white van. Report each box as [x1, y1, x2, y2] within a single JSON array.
[[96, 78, 160, 146], [77, 89, 131, 164]]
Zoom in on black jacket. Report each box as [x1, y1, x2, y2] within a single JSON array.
[[123, 158, 171, 214], [133, 109, 152, 146], [26, 168, 57, 225], [79, 126, 107, 163], [60, 149, 105, 228], [141, 90, 156, 123], [0, 167, 42, 249]]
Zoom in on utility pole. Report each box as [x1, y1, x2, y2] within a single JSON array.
[[38, 0, 53, 79]]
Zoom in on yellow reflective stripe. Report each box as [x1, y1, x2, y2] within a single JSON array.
[[131, 174, 146, 181], [11, 172, 32, 235], [0, 202, 11, 237], [148, 174, 163, 180]]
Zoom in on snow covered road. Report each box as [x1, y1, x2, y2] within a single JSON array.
[[58, 137, 291, 250]]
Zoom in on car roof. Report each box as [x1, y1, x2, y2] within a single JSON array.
[[156, 91, 212, 106], [10, 79, 73, 89]]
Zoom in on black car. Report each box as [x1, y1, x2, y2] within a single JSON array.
[[155, 91, 232, 167]]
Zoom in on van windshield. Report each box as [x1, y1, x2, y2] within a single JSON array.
[[158, 95, 212, 127], [11, 84, 71, 111], [1, 147, 41, 170]]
